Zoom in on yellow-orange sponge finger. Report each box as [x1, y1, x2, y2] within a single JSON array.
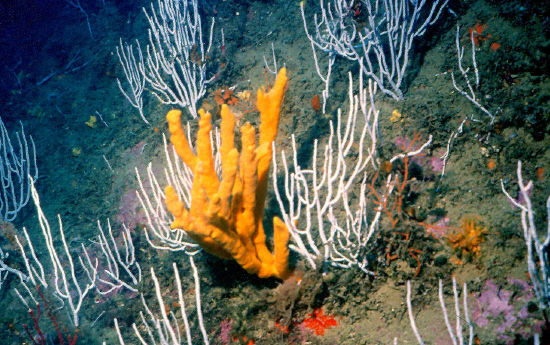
[[166, 109, 198, 169]]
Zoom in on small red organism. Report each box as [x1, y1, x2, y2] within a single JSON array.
[[310, 94, 321, 112], [302, 308, 338, 336]]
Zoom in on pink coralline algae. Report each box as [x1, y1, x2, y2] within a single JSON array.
[[395, 137, 419, 152], [429, 151, 446, 172], [471, 278, 543, 343], [394, 137, 444, 174], [508, 181, 534, 209], [116, 188, 147, 232], [217, 319, 233, 344], [423, 216, 450, 238]]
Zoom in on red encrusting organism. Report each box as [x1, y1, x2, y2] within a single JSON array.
[[302, 308, 338, 336]]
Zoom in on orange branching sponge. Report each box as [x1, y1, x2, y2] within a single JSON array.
[[165, 68, 290, 279], [445, 217, 487, 258]]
